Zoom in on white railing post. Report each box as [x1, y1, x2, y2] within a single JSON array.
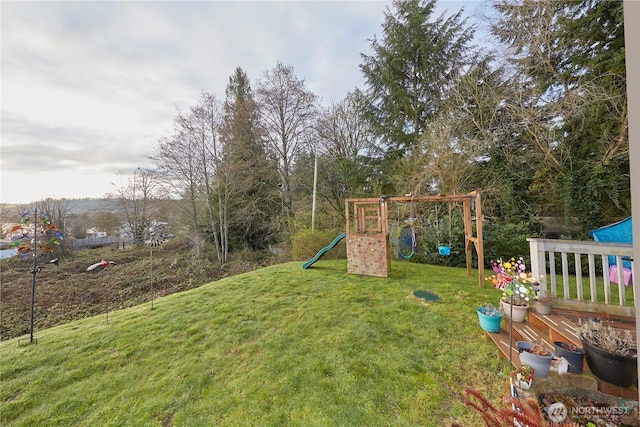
[[528, 239, 547, 294], [574, 253, 584, 301]]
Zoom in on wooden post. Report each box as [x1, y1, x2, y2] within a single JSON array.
[[345, 199, 350, 235], [623, 1, 640, 403], [475, 192, 484, 287], [463, 198, 473, 277]]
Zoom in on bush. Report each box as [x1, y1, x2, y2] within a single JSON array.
[[290, 229, 346, 261], [482, 221, 537, 266]]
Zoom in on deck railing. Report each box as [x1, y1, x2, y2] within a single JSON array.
[[528, 238, 635, 317]]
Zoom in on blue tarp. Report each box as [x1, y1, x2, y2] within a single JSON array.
[[589, 217, 633, 268]]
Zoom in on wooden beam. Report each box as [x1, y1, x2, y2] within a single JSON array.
[[475, 192, 485, 287]]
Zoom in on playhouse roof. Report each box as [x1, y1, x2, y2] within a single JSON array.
[[589, 216, 633, 244]]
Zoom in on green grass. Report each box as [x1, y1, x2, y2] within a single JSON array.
[[1, 261, 509, 426]]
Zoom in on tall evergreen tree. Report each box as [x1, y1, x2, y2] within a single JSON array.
[[220, 67, 280, 250], [560, 0, 629, 225], [490, 0, 629, 229], [359, 0, 474, 167]]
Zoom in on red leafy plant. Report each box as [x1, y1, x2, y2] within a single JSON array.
[[450, 388, 580, 427], [523, 343, 552, 357]]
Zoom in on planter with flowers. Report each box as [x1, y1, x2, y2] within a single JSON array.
[[477, 303, 502, 333], [514, 364, 534, 390], [487, 257, 537, 323]]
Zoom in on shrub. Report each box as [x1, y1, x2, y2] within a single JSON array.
[[290, 229, 346, 261], [482, 221, 536, 266]]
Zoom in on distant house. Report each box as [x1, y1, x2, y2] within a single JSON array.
[[86, 229, 107, 239]]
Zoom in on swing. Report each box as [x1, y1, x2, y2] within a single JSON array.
[[437, 203, 452, 257], [396, 196, 418, 259]]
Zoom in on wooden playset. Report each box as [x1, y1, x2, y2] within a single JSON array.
[[344, 191, 485, 286]]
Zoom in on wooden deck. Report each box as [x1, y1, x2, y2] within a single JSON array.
[[484, 308, 638, 400]]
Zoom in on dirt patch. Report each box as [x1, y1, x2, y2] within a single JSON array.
[[0, 240, 273, 340]]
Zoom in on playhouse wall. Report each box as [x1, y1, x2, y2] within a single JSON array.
[[346, 233, 391, 277]]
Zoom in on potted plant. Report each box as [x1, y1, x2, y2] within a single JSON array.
[[533, 291, 554, 315], [576, 318, 637, 387], [553, 341, 585, 374], [476, 303, 502, 333], [487, 257, 536, 323], [514, 364, 534, 390], [516, 341, 554, 378]]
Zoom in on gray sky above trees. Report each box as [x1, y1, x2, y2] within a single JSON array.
[[1, 0, 482, 204]]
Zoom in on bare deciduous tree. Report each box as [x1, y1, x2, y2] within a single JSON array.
[[112, 168, 158, 246], [314, 89, 377, 211], [256, 62, 318, 218], [151, 92, 229, 263], [35, 198, 72, 239]]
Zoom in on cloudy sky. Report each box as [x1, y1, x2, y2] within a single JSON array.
[[1, 0, 484, 205]]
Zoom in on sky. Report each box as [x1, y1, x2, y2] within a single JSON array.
[[1, 0, 485, 205]]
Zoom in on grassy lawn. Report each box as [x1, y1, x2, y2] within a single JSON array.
[[1, 260, 509, 426]]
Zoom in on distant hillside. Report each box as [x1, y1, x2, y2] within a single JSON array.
[[64, 198, 120, 214], [1, 198, 118, 215]]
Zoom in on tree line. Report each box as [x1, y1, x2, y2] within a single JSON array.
[[4, 0, 629, 266]]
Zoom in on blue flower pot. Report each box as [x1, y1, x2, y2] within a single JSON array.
[[477, 308, 502, 333]]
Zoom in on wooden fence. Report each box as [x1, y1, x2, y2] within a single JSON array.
[[528, 238, 635, 317], [72, 237, 122, 249]]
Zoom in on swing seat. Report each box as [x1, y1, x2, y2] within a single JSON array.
[[398, 225, 417, 259], [438, 245, 451, 256]]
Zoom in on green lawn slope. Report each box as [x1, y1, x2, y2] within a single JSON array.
[[1, 260, 508, 426]]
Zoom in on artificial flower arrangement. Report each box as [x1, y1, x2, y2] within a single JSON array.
[[486, 257, 538, 307], [477, 302, 501, 317], [515, 364, 534, 390]]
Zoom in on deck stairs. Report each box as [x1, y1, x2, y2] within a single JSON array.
[[485, 308, 638, 400]]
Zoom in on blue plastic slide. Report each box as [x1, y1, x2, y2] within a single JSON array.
[[302, 232, 347, 269]]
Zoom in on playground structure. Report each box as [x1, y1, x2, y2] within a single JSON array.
[[344, 192, 485, 286]]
